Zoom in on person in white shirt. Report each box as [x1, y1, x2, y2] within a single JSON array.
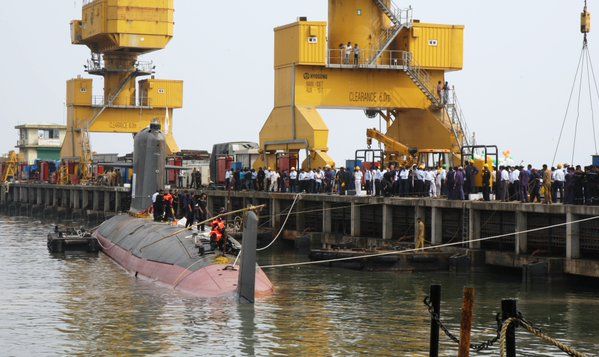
[[354, 167, 363, 195], [308, 169, 316, 193], [510, 166, 520, 201], [374, 167, 383, 196], [553, 164, 566, 203], [289, 167, 298, 193], [500, 166, 510, 201], [435, 167, 445, 198], [425, 169, 437, 197], [399, 167, 410, 196], [225, 169, 232, 190], [270, 170, 279, 192], [315, 168, 323, 193], [344, 41, 353, 64], [301, 169, 311, 193], [415, 165, 426, 197]]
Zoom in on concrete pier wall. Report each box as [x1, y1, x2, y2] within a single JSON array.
[[0, 183, 130, 222], [3, 183, 599, 278], [201, 190, 599, 279]]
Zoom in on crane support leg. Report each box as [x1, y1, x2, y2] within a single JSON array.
[[257, 106, 335, 170]]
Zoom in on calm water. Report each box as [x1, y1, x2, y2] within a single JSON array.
[[1, 216, 599, 356]]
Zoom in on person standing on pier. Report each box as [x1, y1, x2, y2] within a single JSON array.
[[416, 218, 426, 250], [257, 168, 265, 191], [553, 164, 565, 203], [225, 168, 232, 190], [454, 167, 465, 200], [519, 165, 531, 203], [564, 167, 576, 204], [365, 166, 372, 195], [482, 165, 491, 201], [529, 168, 542, 203], [510, 166, 521, 201], [289, 167, 298, 193], [446, 167, 455, 200], [542, 164, 553, 204], [374, 166, 383, 196], [464, 161, 479, 197], [354, 166, 363, 195], [499, 166, 510, 201]]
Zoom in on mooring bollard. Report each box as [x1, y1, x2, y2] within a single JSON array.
[[429, 284, 441, 357], [458, 287, 475, 357], [501, 299, 518, 357]]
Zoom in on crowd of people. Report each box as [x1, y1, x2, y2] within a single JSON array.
[[221, 162, 599, 205], [151, 190, 210, 229], [496, 163, 598, 205]]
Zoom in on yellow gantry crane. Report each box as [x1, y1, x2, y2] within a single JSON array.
[[62, 0, 183, 180], [1, 151, 19, 183], [256, 0, 470, 169]]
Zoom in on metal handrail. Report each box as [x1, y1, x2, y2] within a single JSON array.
[[328, 49, 410, 68], [92, 95, 152, 108], [85, 58, 155, 74], [370, 4, 413, 64], [446, 88, 471, 147]]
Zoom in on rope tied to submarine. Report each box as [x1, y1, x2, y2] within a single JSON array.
[[499, 315, 588, 357]]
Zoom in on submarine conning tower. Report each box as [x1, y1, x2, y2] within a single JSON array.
[[131, 122, 166, 213]]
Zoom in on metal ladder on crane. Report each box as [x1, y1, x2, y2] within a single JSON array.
[[80, 70, 139, 175], [403, 55, 470, 152], [370, 0, 413, 65]]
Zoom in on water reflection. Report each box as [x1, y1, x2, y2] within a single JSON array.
[[1, 217, 599, 356]]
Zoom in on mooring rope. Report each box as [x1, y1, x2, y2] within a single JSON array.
[[260, 215, 599, 269], [256, 193, 302, 252], [499, 317, 588, 357]]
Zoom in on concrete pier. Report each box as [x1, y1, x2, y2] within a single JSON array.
[[3, 183, 599, 279], [200, 190, 599, 279], [1, 183, 130, 222]]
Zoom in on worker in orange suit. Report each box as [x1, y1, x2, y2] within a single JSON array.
[[210, 213, 227, 253]]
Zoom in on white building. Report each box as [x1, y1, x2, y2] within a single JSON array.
[[15, 124, 66, 164]]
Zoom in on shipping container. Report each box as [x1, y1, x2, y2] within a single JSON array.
[[138, 79, 183, 108], [277, 155, 299, 172], [217, 156, 234, 184], [275, 21, 327, 68]]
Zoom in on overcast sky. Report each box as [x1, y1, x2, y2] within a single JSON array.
[[1, 0, 598, 167]]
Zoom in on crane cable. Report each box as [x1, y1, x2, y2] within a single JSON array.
[[552, 47, 584, 167], [552, 0, 599, 166], [586, 47, 599, 154], [572, 48, 585, 165]]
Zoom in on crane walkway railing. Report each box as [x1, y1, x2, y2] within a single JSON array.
[[91, 96, 153, 109], [328, 49, 411, 69]]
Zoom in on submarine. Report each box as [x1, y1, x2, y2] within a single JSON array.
[[93, 122, 273, 300]]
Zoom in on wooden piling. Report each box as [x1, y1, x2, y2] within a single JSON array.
[[458, 287, 475, 357]]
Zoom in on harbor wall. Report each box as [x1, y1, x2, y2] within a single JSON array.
[[2, 183, 599, 279]]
